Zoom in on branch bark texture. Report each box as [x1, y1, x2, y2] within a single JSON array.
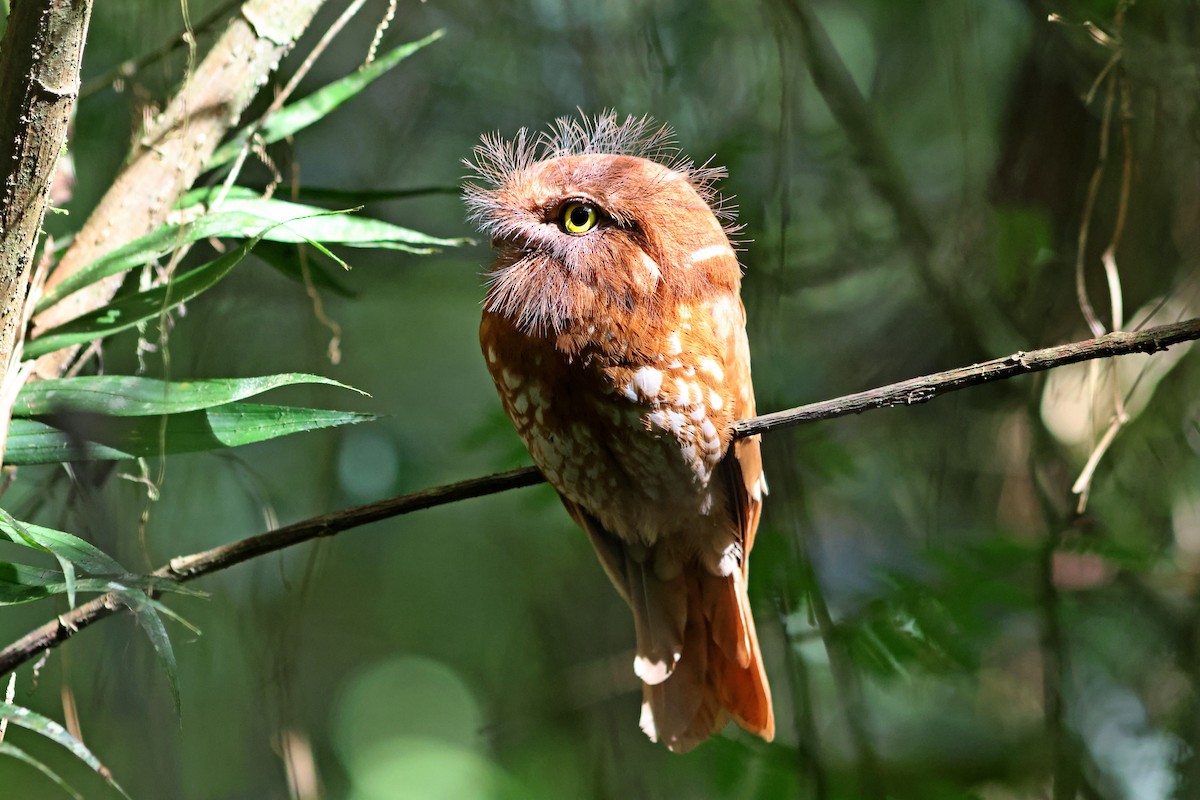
[[0, 0, 93, 458], [0, 317, 1196, 676]]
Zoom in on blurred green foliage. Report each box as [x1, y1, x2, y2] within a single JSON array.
[[2, 0, 1199, 797]]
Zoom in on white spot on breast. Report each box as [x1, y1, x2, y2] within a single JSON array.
[[487, 347, 497, 364], [689, 244, 734, 264], [665, 332, 682, 356], [673, 379, 701, 408], [513, 394, 529, 414], [689, 405, 707, 422], [709, 294, 743, 343], [624, 382, 638, 401], [708, 389, 724, 411], [699, 358, 724, 382], [501, 369, 521, 390], [632, 366, 663, 399]]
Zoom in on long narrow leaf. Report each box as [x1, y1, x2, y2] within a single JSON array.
[[6, 419, 133, 463], [35, 211, 284, 313], [0, 741, 82, 800], [98, 403, 376, 455], [207, 30, 444, 170], [183, 191, 467, 250], [0, 562, 64, 604], [5, 404, 374, 465], [279, 184, 461, 204], [0, 563, 203, 606], [0, 568, 114, 606], [54, 555, 76, 608], [25, 237, 257, 360], [14, 373, 364, 417], [112, 588, 181, 715], [0, 508, 128, 575], [0, 703, 128, 798], [254, 240, 356, 297]]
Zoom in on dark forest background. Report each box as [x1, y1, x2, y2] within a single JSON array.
[[1, 0, 1199, 797]]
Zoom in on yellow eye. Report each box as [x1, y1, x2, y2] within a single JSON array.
[[561, 202, 599, 235]]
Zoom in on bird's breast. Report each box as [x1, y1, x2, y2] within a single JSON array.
[[480, 311, 734, 545]]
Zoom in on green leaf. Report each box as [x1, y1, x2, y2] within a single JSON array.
[[111, 587, 181, 715], [14, 373, 364, 417], [0, 703, 128, 798], [182, 191, 468, 251], [55, 554, 76, 608], [0, 563, 203, 606], [207, 30, 445, 170], [4, 404, 374, 465], [279, 184, 462, 205], [0, 741, 83, 800], [6, 419, 132, 463], [0, 562, 62, 604], [254, 240, 356, 297], [0, 508, 127, 575], [136, 593, 201, 636], [24, 236, 257, 360], [35, 211, 286, 314]]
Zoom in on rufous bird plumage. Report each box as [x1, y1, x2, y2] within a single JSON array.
[[466, 113, 773, 752]]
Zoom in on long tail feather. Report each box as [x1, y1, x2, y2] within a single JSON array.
[[638, 558, 773, 752]]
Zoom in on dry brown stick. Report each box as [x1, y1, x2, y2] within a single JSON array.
[[29, 0, 328, 380], [0, 0, 94, 463], [0, 317, 1198, 676]]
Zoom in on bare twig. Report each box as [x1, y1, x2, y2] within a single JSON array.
[[0, 318, 1197, 675], [733, 318, 1200, 436]]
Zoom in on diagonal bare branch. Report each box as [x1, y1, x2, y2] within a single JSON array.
[[0, 316, 1197, 676]]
